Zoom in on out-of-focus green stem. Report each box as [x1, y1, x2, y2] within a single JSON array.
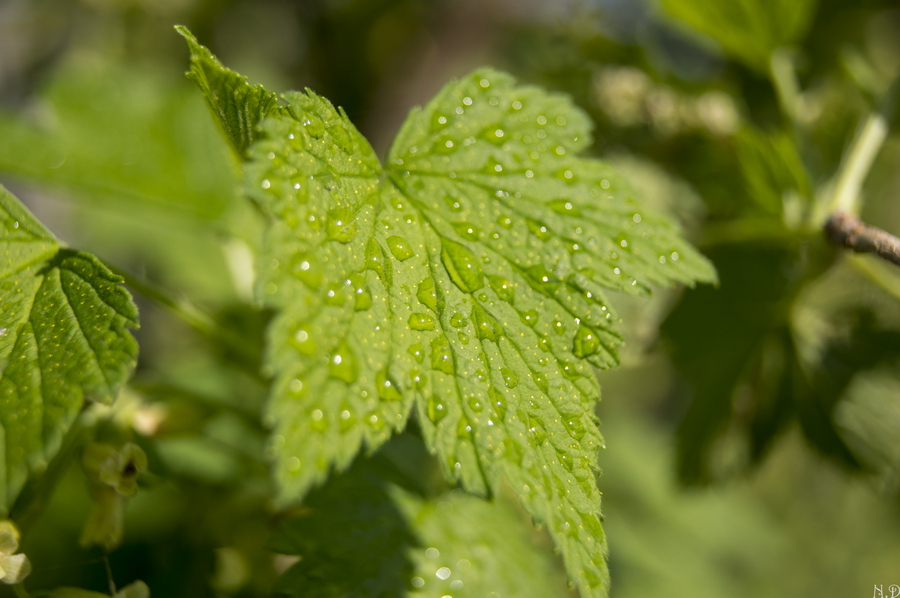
[[770, 48, 803, 125], [819, 75, 899, 222], [827, 113, 890, 216], [110, 265, 265, 383], [851, 254, 900, 301]]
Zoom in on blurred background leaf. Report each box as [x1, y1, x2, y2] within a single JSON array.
[[3, 0, 900, 596]]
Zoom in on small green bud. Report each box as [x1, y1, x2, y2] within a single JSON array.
[[80, 442, 148, 551]]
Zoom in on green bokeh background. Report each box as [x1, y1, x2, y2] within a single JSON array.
[[2, 0, 900, 596]]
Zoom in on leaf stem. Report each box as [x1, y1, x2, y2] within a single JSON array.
[[828, 113, 889, 216], [770, 48, 803, 125], [109, 265, 266, 383], [820, 75, 899, 221]]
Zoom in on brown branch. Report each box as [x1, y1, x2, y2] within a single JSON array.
[[824, 212, 900, 267]]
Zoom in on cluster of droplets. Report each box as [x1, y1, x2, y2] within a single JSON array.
[[410, 545, 490, 597]]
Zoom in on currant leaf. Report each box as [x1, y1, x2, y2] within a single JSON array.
[[182, 29, 716, 598], [0, 185, 139, 513]]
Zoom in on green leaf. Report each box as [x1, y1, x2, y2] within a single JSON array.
[[176, 25, 290, 159], [735, 127, 812, 216], [183, 30, 716, 598], [661, 242, 883, 483], [268, 455, 416, 598], [0, 185, 139, 514], [657, 0, 819, 72], [393, 488, 574, 598], [270, 449, 572, 598]]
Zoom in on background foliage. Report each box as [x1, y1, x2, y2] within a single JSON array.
[[2, 0, 900, 596]]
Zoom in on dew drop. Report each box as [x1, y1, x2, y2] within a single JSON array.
[[302, 115, 325, 137], [488, 275, 515, 302], [417, 277, 438, 312], [558, 360, 581, 380], [376, 369, 403, 401], [528, 417, 547, 445], [323, 283, 346, 306], [443, 196, 463, 212], [354, 287, 372, 311], [408, 343, 425, 364], [489, 387, 508, 419], [573, 325, 600, 358], [532, 372, 549, 393], [409, 312, 437, 331], [471, 303, 499, 341], [526, 264, 555, 284], [451, 222, 481, 241], [329, 343, 359, 383], [430, 336, 455, 374], [339, 406, 356, 432], [501, 368, 519, 389], [520, 309, 539, 327], [409, 368, 426, 389], [387, 235, 415, 261], [548, 199, 582, 217], [326, 208, 357, 243], [309, 408, 327, 432], [450, 312, 467, 328], [441, 240, 484, 293], [526, 218, 552, 241], [564, 415, 587, 441]]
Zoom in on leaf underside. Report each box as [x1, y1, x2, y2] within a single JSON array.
[[182, 29, 716, 598], [0, 185, 139, 513]]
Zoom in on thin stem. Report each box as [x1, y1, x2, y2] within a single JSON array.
[[104, 555, 117, 596], [13, 583, 31, 598], [828, 113, 889, 216], [110, 265, 266, 383], [851, 252, 900, 301], [820, 75, 899, 222], [770, 48, 803, 125]]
